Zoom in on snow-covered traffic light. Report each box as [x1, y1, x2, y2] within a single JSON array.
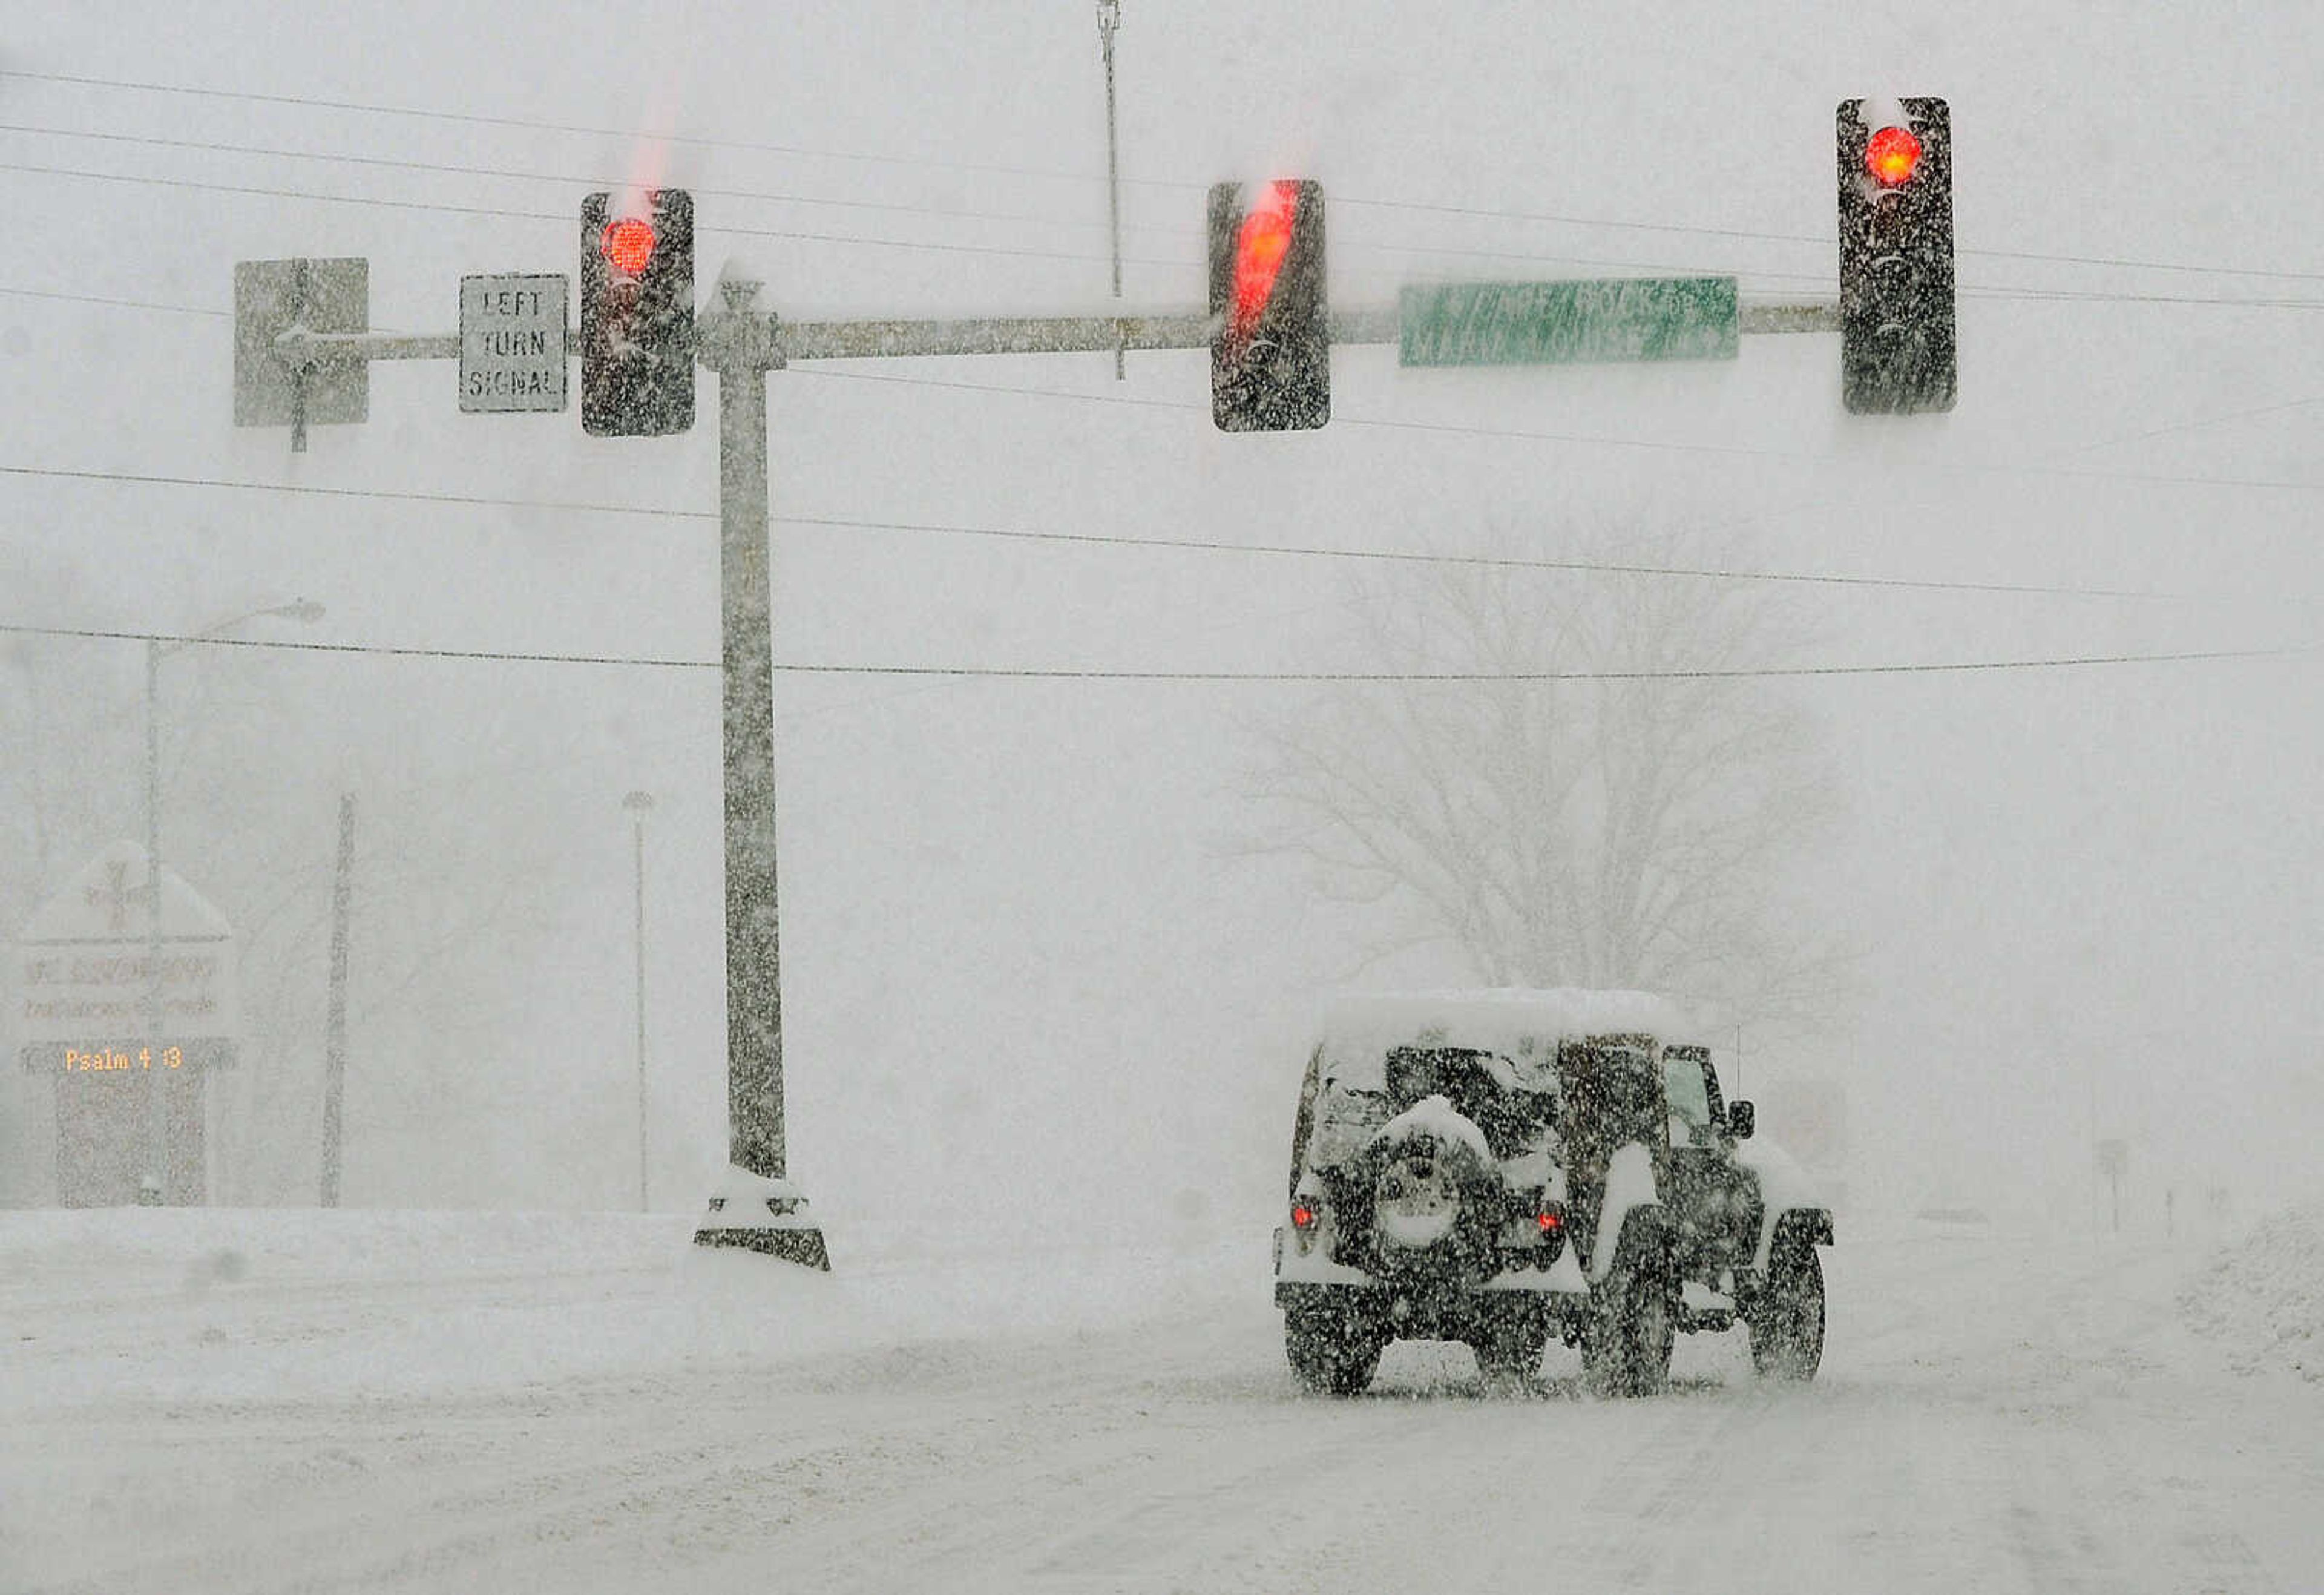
[[1209, 180, 1328, 432], [582, 189, 695, 436], [1837, 99, 1955, 414]]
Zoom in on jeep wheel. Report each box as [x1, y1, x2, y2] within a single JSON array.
[[1747, 1245, 1825, 1381], [1471, 1320, 1549, 1381], [1285, 1301, 1387, 1396], [1584, 1237, 1676, 1398]]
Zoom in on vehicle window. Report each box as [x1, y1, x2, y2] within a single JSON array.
[[1664, 1054, 1715, 1145], [1307, 1084, 1389, 1169], [1380, 1045, 1549, 1157]]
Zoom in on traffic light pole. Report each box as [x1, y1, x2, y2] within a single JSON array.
[[694, 281, 790, 1186]]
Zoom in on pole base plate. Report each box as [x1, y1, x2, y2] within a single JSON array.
[[692, 1223, 830, 1270]]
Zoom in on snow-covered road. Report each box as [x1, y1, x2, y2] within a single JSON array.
[[5, 1209, 2318, 1594]]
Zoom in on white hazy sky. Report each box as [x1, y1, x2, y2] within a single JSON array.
[[3, 2, 2320, 1229]]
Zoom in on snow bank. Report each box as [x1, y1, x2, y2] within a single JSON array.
[[2178, 1202, 2324, 1383], [0, 1206, 1256, 1409]]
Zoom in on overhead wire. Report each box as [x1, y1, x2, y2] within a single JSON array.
[[0, 620, 2304, 682], [8, 65, 2323, 288], [0, 114, 1850, 291], [772, 514, 2178, 600], [780, 365, 2324, 496], [0, 283, 228, 317], [0, 159, 1172, 269], [1, 151, 2311, 310], [763, 647, 2318, 682], [0, 461, 712, 521], [0, 460, 2178, 599]]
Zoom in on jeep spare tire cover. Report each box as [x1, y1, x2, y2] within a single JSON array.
[[1351, 1096, 1500, 1270], [1374, 1142, 1464, 1249]]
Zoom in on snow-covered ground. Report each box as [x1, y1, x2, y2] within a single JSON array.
[[5, 1206, 2320, 1594], [2182, 1202, 2324, 1384]]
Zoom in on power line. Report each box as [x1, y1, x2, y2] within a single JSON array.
[[8, 358, 2324, 533], [786, 366, 2324, 494], [0, 65, 1160, 191], [755, 646, 2313, 682], [0, 620, 711, 669], [9, 151, 2312, 311], [1962, 284, 2324, 312], [0, 458, 2181, 599], [0, 461, 710, 520], [0, 116, 1846, 292], [1, 619, 2299, 681], [2, 134, 2314, 311], [0, 159, 1180, 271], [2044, 395, 2324, 461], [775, 513, 2178, 601], [0, 119, 1137, 239], [0, 283, 228, 317], [0, 117, 1903, 296], [10, 65, 2322, 288], [0, 128, 1824, 291]]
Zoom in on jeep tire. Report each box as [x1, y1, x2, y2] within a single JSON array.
[[1471, 1317, 1549, 1381], [1747, 1244, 1825, 1381], [1584, 1228, 1676, 1398], [1285, 1297, 1387, 1396]]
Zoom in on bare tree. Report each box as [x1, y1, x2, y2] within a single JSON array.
[[1240, 521, 1846, 1031]]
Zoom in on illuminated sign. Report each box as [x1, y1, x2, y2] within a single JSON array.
[[10, 841, 238, 1070]]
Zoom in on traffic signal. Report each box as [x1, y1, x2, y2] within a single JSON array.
[[581, 189, 695, 436], [1837, 99, 1955, 414], [1208, 180, 1328, 432]]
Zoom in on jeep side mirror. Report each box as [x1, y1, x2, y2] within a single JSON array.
[[1728, 1100, 1754, 1140]]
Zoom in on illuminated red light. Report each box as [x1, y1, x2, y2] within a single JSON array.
[[1291, 1203, 1318, 1231], [1230, 182, 1299, 341], [601, 216, 657, 276], [1865, 125, 1922, 188], [1537, 1210, 1563, 1232]]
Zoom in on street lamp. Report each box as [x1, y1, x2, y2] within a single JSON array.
[[622, 789, 654, 1211], [140, 598, 325, 1205], [1095, 0, 1124, 378]]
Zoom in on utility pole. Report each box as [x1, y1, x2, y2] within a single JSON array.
[[1097, 0, 1125, 378], [140, 637, 163, 1205], [623, 789, 654, 1211], [142, 599, 324, 1205], [319, 791, 355, 1207]]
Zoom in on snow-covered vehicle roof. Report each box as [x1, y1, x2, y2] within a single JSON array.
[[1314, 987, 1705, 1093]]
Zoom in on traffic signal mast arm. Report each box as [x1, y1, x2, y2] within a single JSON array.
[[257, 298, 1835, 390]]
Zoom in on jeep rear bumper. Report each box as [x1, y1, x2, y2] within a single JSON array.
[[1275, 1278, 1593, 1344]]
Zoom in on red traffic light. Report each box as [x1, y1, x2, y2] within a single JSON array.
[[1229, 181, 1299, 341], [1865, 125, 1922, 187], [600, 215, 657, 277]]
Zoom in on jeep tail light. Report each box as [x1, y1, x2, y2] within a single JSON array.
[[1534, 1200, 1567, 1268]]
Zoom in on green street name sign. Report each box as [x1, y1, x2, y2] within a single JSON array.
[[1399, 277, 1739, 367]]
